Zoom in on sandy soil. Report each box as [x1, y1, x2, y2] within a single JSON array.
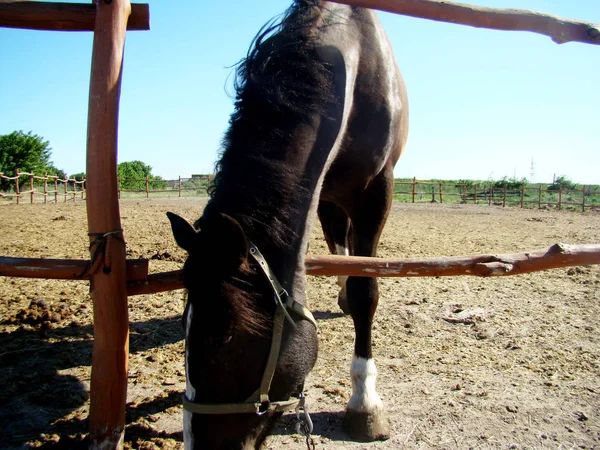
[[0, 198, 598, 449]]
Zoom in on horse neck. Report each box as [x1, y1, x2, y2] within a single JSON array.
[[209, 121, 337, 302]]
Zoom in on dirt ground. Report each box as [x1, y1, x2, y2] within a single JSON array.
[[0, 198, 598, 449]]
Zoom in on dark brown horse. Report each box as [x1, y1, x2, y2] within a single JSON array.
[[168, 0, 408, 447]]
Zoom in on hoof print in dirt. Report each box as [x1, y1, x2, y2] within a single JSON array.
[[343, 410, 390, 442]]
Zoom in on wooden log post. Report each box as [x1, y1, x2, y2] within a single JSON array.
[[30, 172, 34, 204], [43, 173, 48, 204], [63, 175, 68, 202], [473, 183, 477, 205], [439, 182, 443, 203], [145, 175, 149, 198], [73, 178, 77, 202], [520, 184, 525, 208], [54, 176, 58, 203], [538, 185, 542, 209], [412, 177, 416, 203], [15, 169, 20, 205], [488, 183, 492, 206], [178, 175, 182, 197], [558, 185, 563, 210], [582, 186, 586, 212], [503, 184, 507, 207], [85, 0, 131, 448]]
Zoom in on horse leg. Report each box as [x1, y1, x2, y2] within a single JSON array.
[[317, 201, 352, 314], [343, 167, 394, 441]]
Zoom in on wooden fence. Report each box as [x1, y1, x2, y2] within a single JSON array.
[[0, 170, 85, 204], [2, 1, 599, 448], [394, 178, 599, 212], [116, 174, 212, 198], [4, 173, 599, 212]]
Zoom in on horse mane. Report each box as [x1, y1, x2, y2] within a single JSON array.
[[204, 0, 334, 246], [188, 0, 337, 337]]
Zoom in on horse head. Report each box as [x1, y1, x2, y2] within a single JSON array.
[[168, 211, 318, 449]]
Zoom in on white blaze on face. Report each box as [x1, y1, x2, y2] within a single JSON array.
[[347, 356, 384, 413], [184, 302, 196, 449]]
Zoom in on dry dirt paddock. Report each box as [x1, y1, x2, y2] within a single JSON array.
[[0, 198, 599, 449]]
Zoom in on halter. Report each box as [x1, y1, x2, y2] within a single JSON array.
[[182, 242, 317, 419]]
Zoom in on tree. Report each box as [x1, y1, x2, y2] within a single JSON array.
[[70, 172, 86, 182], [0, 130, 60, 190], [117, 160, 166, 190], [548, 175, 578, 191]]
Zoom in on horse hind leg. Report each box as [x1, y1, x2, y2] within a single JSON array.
[[317, 201, 352, 314], [343, 167, 394, 441]]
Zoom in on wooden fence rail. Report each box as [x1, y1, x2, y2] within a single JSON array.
[[1, 243, 598, 296]]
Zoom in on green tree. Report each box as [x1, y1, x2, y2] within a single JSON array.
[[70, 172, 86, 182], [117, 160, 166, 190], [0, 130, 60, 190], [493, 176, 529, 191], [548, 175, 577, 191]]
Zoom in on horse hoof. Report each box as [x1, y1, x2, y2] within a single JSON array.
[[343, 409, 390, 442], [337, 290, 350, 314]]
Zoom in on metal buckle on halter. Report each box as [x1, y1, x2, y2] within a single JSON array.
[[294, 392, 313, 435], [274, 287, 289, 305], [255, 401, 271, 416]]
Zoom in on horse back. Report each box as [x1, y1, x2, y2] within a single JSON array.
[[317, 4, 408, 205]]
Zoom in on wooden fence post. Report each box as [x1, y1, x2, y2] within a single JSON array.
[[63, 176, 68, 202], [145, 175, 149, 198], [474, 184, 478, 205], [538, 185, 542, 209], [488, 183, 492, 205], [43, 173, 48, 204], [558, 185, 562, 210], [178, 176, 182, 197], [73, 178, 77, 202], [15, 169, 20, 205], [582, 186, 586, 212], [86, 0, 131, 448], [439, 182, 443, 203], [54, 177, 58, 203], [503, 184, 507, 207], [412, 177, 416, 203], [30, 172, 34, 204], [520, 185, 525, 208]]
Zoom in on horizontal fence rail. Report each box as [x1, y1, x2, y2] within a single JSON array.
[[1, 243, 598, 296]]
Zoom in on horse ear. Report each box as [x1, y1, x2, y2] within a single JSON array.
[[167, 212, 197, 252]]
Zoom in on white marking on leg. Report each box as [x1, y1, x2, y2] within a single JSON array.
[[335, 244, 349, 289], [184, 302, 196, 449], [347, 356, 384, 413]]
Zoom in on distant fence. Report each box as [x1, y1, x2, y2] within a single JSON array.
[[3, 173, 599, 211], [0, 170, 86, 204], [116, 174, 212, 198], [394, 178, 600, 212]]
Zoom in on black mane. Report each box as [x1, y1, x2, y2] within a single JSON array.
[[203, 0, 334, 246]]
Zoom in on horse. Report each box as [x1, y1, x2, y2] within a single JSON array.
[[167, 0, 408, 447]]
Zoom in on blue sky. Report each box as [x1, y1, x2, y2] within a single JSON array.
[[1, 1, 598, 184]]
